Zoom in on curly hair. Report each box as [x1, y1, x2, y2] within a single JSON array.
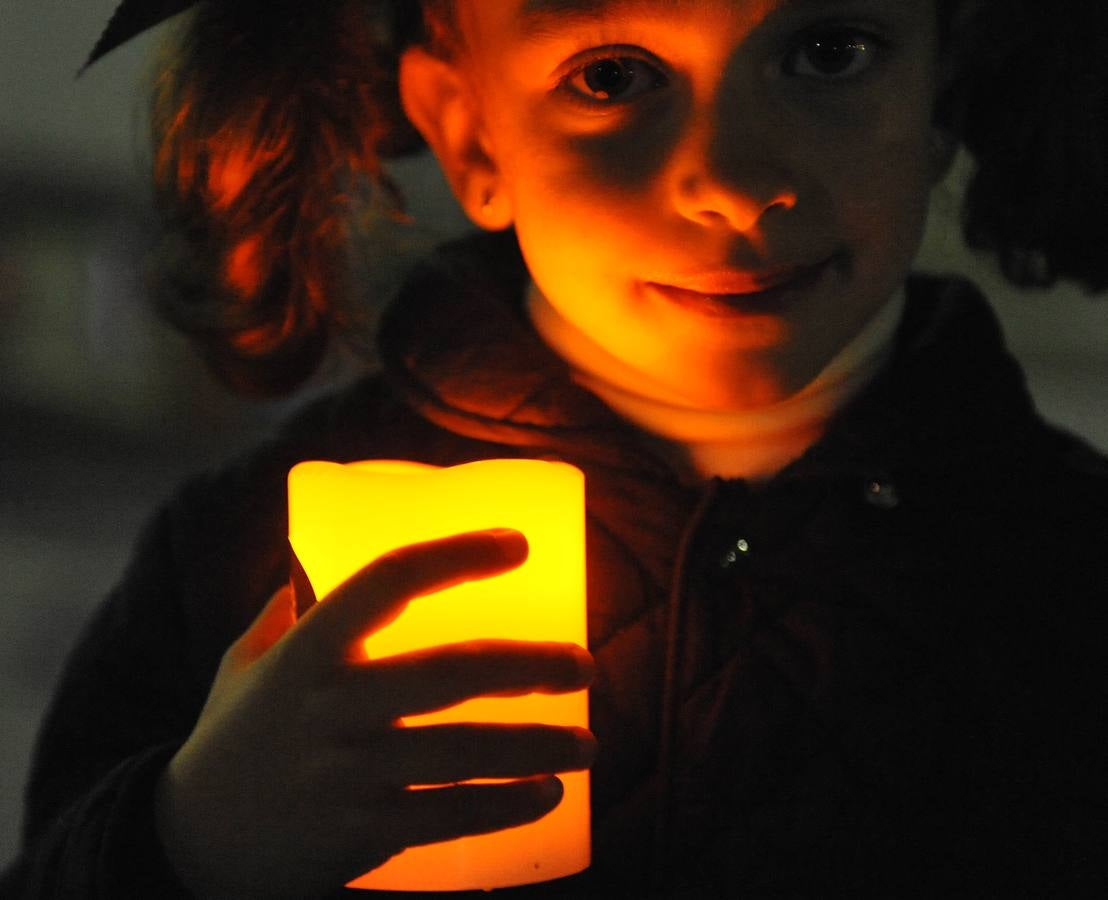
[[144, 0, 1106, 396]]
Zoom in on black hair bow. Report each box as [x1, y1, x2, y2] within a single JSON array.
[[81, 0, 201, 74]]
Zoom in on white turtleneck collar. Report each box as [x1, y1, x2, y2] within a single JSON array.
[[526, 280, 906, 485]]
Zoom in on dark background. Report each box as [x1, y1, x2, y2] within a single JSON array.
[[2, 0, 1106, 871]]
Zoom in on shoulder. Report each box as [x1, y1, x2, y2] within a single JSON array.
[[1015, 421, 1108, 543], [889, 273, 1108, 570], [166, 371, 405, 525], [160, 369, 506, 607], [147, 374, 408, 656], [1041, 423, 1108, 482]]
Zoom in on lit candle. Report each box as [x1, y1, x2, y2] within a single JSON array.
[[287, 459, 589, 891]]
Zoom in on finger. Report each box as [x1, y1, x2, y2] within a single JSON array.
[[335, 640, 593, 723], [292, 529, 528, 666], [227, 585, 298, 668], [384, 776, 565, 849], [365, 723, 597, 785]]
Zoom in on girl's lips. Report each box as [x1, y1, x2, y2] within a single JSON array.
[[647, 257, 834, 318]]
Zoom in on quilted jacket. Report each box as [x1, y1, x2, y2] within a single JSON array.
[[4, 228, 1106, 897]]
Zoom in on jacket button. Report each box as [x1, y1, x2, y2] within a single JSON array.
[[864, 478, 900, 510], [720, 537, 751, 568]]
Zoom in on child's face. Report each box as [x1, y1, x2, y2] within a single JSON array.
[[409, 0, 946, 408]]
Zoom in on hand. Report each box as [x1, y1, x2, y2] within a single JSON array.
[[154, 529, 595, 900]]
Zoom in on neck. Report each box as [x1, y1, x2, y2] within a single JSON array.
[[527, 282, 906, 485]]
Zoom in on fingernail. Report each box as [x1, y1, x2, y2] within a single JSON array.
[[571, 645, 595, 684], [487, 528, 528, 563], [538, 776, 563, 803], [573, 730, 598, 767]]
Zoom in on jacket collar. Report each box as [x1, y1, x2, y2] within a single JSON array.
[[376, 228, 1039, 485]]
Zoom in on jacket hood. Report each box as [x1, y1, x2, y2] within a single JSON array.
[[376, 228, 1040, 483]]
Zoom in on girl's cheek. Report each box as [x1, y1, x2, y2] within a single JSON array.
[[515, 138, 649, 211], [524, 82, 686, 179]]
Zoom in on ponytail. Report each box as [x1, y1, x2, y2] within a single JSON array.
[[145, 0, 426, 396]]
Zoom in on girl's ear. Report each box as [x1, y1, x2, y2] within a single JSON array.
[[398, 46, 513, 231]]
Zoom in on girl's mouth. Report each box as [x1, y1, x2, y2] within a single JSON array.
[[646, 257, 835, 319]]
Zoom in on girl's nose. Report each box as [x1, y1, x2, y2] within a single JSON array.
[[670, 124, 798, 234], [677, 178, 797, 232]]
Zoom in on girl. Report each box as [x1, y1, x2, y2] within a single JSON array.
[[4, 0, 1106, 896]]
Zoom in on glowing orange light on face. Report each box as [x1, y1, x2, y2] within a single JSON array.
[[288, 459, 590, 892]]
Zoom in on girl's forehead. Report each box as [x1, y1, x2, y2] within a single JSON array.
[[468, 0, 770, 29], [462, 0, 926, 42]]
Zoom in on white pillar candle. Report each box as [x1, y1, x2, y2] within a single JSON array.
[[288, 459, 590, 891]]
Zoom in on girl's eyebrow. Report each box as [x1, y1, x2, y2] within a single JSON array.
[[518, 0, 698, 39], [518, 0, 848, 41]]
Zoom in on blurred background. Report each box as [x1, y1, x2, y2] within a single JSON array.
[[1, 0, 1106, 873]]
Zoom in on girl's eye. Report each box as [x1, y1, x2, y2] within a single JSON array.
[[784, 29, 884, 80], [560, 54, 668, 105]]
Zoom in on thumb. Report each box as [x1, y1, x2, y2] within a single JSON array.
[[228, 585, 298, 667], [289, 548, 317, 614]]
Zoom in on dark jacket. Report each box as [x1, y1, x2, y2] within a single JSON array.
[[4, 229, 1107, 898]]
